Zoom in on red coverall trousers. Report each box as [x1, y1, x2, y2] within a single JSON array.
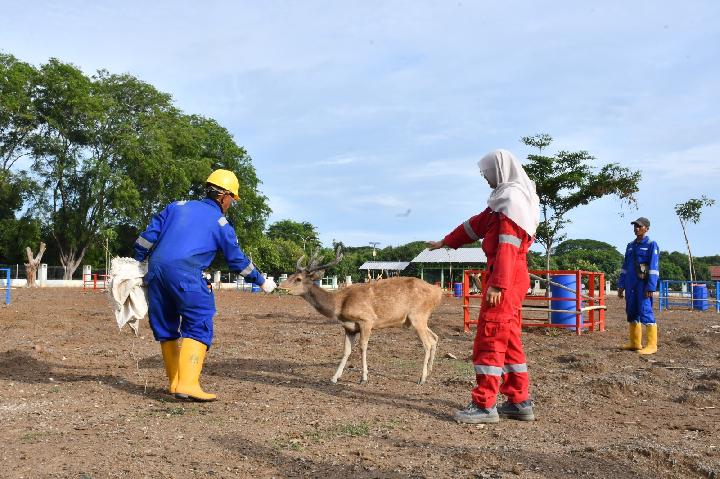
[[471, 264, 530, 407], [443, 207, 532, 408]]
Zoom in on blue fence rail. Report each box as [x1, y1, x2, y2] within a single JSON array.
[[659, 280, 719, 312], [1, 268, 10, 305]]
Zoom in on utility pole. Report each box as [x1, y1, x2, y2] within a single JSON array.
[[368, 242, 381, 281], [294, 234, 311, 254]]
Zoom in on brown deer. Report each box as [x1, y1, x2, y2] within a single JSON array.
[[278, 247, 443, 384]]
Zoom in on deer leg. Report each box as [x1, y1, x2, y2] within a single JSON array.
[[358, 324, 372, 384], [413, 324, 436, 385], [427, 327, 439, 374], [331, 330, 356, 383]]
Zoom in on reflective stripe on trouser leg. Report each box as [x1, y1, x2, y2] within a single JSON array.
[[500, 315, 530, 403], [471, 318, 510, 408]]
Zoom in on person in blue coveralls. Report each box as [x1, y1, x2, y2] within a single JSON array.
[[133, 169, 277, 401], [617, 217, 659, 355]]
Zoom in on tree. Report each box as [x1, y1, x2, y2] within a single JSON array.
[[521, 133, 641, 271], [675, 196, 715, 282], [0, 54, 42, 263], [24, 242, 46, 287], [266, 220, 320, 253], [553, 238, 620, 256], [0, 53, 38, 172], [551, 239, 624, 286], [658, 252, 685, 282], [26, 59, 269, 278], [242, 236, 304, 279]]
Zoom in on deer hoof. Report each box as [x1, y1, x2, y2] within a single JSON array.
[[330, 377, 339, 384], [417, 378, 426, 385], [359, 379, 367, 385]]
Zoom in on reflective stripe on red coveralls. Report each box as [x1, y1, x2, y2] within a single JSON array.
[[443, 207, 533, 408]]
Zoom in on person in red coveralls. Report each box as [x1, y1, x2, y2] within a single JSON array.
[[428, 149, 540, 424]]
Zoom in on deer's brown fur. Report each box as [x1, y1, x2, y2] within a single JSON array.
[[279, 255, 443, 384]]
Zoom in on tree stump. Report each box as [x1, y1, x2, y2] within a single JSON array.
[[24, 242, 46, 288]]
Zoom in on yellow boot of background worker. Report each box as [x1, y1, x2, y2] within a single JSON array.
[[160, 340, 180, 394], [637, 324, 658, 355], [621, 322, 642, 351], [175, 337, 217, 402]]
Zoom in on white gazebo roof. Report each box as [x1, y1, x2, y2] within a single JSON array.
[[411, 248, 486, 263], [358, 261, 410, 271]]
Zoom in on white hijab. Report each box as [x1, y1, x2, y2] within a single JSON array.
[[478, 149, 540, 236]]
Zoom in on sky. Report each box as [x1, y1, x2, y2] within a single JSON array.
[[2, 1, 719, 256]]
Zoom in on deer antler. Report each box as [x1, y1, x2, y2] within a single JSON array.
[[296, 255, 307, 271], [297, 246, 343, 273]]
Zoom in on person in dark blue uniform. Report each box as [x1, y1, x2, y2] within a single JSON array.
[[617, 217, 659, 355], [133, 169, 276, 401]]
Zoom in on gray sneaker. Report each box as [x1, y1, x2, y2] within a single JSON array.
[[497, 399, 535, 421], [453, 402, 500, 424]]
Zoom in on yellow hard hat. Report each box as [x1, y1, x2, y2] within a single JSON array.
[[206, 169, 239, 200]]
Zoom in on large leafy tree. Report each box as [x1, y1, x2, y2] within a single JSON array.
[[0, 53, 41, 262], [674, 196, 715, 282], [266, 219, 320, 253], [27, 58, 269, 278], [554, 238, 624, 284], [521, 133, 641, 271]]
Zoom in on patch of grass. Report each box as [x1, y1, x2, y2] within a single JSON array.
[[49, 385, 61, 393], [270, 437, 304, 451], [334, 421, 370, 438], [390, 358, 418, 370], [165, 406, 187, 416], [270, 420, 373, 451], [444, 358, 474, 376], [19, 431, 49, 444]]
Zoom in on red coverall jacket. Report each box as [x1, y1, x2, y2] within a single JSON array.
[[443, 207, 534, 407]]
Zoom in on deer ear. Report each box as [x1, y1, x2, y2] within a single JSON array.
[[309, 270, 325, 281]]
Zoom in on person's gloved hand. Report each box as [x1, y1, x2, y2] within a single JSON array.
[[261, 278, 277, 293]]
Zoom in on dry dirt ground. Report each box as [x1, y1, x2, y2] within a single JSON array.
[[0, 287, 719, 479]]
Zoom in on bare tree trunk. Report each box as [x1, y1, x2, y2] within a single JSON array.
[[679, 218, 695, 283], [24, 242, 46, 288], [59, 247, 87, 280]]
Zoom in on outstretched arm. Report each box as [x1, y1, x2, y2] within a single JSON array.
[[437, 208, 493, 249]]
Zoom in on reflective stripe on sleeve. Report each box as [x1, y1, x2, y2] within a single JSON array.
[[498, 234, 522, 248], [474, 364, 503, 376], [463, 220, 479, 241], [503, 363, 528, 373], [649, 270, 659, 276], [240, 263, 256, 276], [218, 217, 228, 227], [135, 236, 153, 250], [620, 269, 627, 274]]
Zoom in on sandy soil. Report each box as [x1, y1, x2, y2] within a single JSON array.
[[0, 287, 718, 478]]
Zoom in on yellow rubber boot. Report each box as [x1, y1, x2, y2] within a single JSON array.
[[638, 324, 658, 355], [160, 340, 180, 394], [175, 338, 217, 402], [621, 322, 642, 351]]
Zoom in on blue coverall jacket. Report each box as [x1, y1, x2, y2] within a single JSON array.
[[133, 198, 265, 346], [617, 236, 660, 324]]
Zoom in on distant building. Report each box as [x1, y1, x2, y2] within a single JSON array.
[[710, 266, 720, 281], [359, 261, 410, 280], [411, 248, 487, 286]]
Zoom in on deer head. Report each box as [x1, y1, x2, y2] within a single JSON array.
[[278, 246, 343, 295]]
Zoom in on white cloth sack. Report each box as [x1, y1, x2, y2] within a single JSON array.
[[108, 257, 148, 335]]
